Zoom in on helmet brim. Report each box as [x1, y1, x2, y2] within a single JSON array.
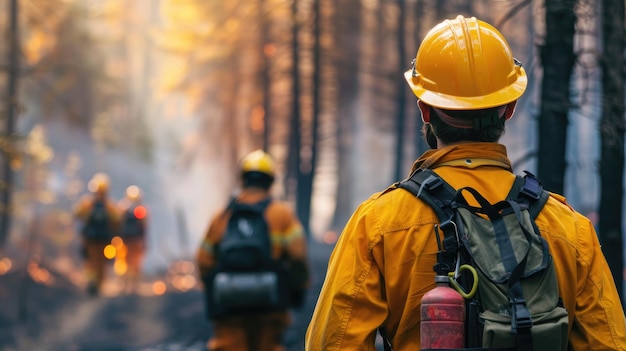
[[404, 69, 528, 110]]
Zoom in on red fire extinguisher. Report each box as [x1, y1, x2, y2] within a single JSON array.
[[420, 275, 465, 349]]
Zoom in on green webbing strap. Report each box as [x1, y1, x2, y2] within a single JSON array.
[[505, 175, 525, 202], [510, 171, 552, 277], [513, 171, 549, 351], [452, 189, 535, 350]]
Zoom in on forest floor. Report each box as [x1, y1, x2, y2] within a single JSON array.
[[0, 239, 336, 351]]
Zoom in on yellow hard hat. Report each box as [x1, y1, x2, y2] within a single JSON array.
[[125, 185, 142, 202], [404, 15, 527, 110], [88, 172, 110, 193], [240, 150, 275, 178]]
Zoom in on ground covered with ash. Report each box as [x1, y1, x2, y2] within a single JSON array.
[[0, 239, 336, 351]]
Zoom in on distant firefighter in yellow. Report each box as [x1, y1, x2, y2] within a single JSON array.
[[118, 185, 148, 293], [197, 150, 310, 351], [73, 172, 120, 296]]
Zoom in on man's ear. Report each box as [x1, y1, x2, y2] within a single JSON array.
[[504, 101, 517, 120], [417, 100, 431, 123]]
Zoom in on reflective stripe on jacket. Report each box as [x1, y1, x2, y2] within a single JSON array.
[[305, 143, 626, 351]]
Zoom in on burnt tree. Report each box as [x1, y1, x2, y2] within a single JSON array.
[[537, 0, 576, 194], [598, 0, 625, 305]]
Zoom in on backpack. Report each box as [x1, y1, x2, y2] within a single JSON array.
[[82, 199, 113, 241], [396, 169, 569, 351], [121, 205, 146, 239], [204, 197, 290, 319]]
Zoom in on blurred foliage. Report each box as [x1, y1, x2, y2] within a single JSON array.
[[158, 0, 244, 109]]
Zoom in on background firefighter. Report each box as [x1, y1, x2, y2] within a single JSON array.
[[118, 185, 149, 294], [73, 172, 121, 296], [197, 150, 310, 351]]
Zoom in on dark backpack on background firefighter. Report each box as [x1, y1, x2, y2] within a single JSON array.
[[396, 169, 569, 351], [82, 199, 113, 241], [121, 205, 146, 239], [204, 197, 290, 319]]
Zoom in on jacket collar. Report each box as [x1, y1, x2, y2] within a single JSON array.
[[409, 142, 512, 174]]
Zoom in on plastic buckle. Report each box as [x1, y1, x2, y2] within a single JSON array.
[[423, 175, 443, 190], [521, 172, 541, 200], [510, 298, 533, 334], [416, 174, 444, 199], [439, 220, 460, 250], [433, 259, 454, 275], [439, 219, 456, 234]]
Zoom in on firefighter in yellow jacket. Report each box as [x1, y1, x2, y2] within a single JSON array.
[[306, 16, 626, 350], [197, 150, 310, 351], [118, 185, 148, 294], [73, 172, 120, 296]]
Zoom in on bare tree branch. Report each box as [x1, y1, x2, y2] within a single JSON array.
[[494, 0, 532, 28]]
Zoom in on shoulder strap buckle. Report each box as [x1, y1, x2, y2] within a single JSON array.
[[520, 171, 542, 200], [511, 297, 533, 333], [422, 174, 444, 190]]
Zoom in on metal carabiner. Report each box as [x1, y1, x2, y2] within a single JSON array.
[[448, 264, 478, 299]]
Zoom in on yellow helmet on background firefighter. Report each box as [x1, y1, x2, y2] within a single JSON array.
[[88, 172, 110, 194], [239, 150, 275, 189], [125, 185, 142, 203], [404, 15, 527, 110]]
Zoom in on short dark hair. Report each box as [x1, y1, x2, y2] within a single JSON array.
[[242, 171, 274, 190], [424, 106, 506, 144]]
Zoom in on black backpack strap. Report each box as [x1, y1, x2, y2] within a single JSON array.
[[400, 170, 548, 230], [513, 171, 550, 351], [507, 170, 549, 219], [398, 169, 459, 275], [258, 196, 272, 210], [506, 170, 552, 277], [228, 196, 272, 213], [225, 195, 239, 211], [520, 171, 549, 220], [379, 170, 459, 351], [378, 327, 393, 351], [398, 169, 457, 223]]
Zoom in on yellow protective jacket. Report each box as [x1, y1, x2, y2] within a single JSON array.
[[305, 143, 626, 350]]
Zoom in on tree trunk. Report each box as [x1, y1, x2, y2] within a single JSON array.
[[537, 0, 576, 194], [296, 0, 323, 236], [410, 0, 440, 158], [393, 0, 407, 182], [286, 0, 302, 210], [331, 0, 361, 231], [260, 0, 272, 152], [1, 0, 20, 248], [599, 0, 625, 306]]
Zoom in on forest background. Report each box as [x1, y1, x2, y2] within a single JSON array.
[[0, 0, 624, 304]]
